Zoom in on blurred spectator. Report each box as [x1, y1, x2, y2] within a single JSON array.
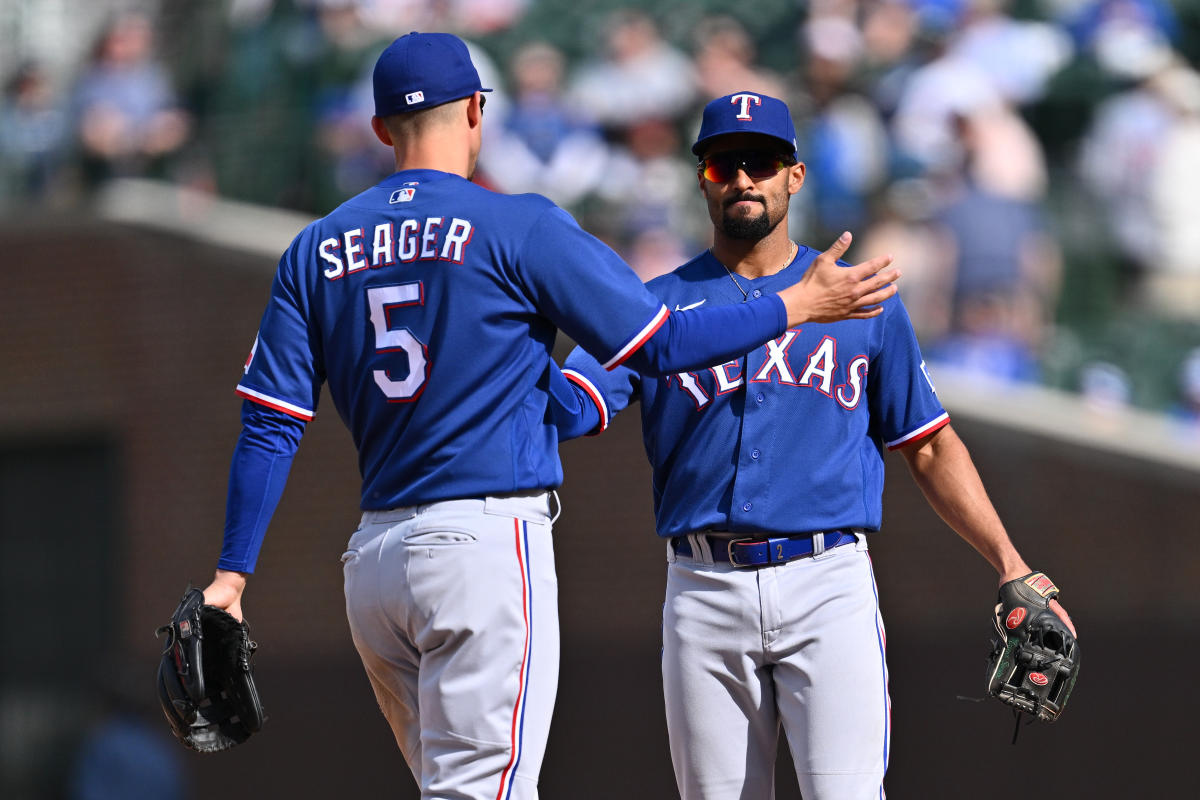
[[1079, 359, 1133, 414], [796, 14, 890, 242], [0, 61, 68, 206], [956, 102, 1048, 202], [309, 1, 393, 207], [859, 0, 924, 116], [447, 0, 531, 35], [925, 107, 1061, 383], [1146, 63, 1200, 319], [566, 9, 695, 131], [948, 0, 1073, 105], [691, 15, 787, 100], [889, 28, 1005, 174], [1064, 0, 1179, 79], [592, 117, 703, 281], [356, 0, 530, 36], [626, 226, 694, 284], [1170, 347, 1200, 427], [70, 12, 191, 188], [860, 178, 955, 343], [1078, 57, 1200, 317], [480, 41, 608, 207]]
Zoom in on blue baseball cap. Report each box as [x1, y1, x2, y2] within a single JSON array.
[[373, 32, 492, 116], [692, 91, 798, 160]]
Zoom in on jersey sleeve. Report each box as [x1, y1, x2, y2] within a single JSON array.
[[514, 207, 786, 376], [513, 206, 667, 364], [546, 360, 602, 440], [561, 345, 644, 438], [869, 299, 949, 449], [219, 400, 306, 573], [235, 236, 326, 420]]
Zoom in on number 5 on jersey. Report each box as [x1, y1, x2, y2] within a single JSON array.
[[367, 283, 429, 401]]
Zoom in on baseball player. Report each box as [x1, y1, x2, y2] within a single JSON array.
[[556, 92, 1076, 799], [196, 37, 900, 800]]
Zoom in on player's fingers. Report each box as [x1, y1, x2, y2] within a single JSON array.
[[816, 230, 852, 263], [843, 305, 886, 319], [844, 254, 896, 281], [853, 282, 899, 308], [856, 265, 901, 294]]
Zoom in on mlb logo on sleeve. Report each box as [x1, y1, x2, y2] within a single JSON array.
[[405, 90, 425, 105]]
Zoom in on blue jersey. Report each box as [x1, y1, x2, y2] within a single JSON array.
[[562, 246, 948, 538], [235, 169, 786, 511]]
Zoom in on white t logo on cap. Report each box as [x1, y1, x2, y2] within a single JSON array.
[[729, 92, 758, 119], [405, 90, 425, 105]]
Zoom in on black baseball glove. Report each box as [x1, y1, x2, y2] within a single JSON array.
[[156, 587, 265, 752], [986, 572, 1079, 724]]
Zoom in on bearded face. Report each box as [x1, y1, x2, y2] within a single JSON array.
[[697, 137, 803, 242]]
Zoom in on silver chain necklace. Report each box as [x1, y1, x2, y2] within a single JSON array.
[[715, 241, 797, 301]]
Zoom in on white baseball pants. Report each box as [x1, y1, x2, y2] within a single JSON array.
[[342, 493, 558, 800], [663, 535, 890, 800]]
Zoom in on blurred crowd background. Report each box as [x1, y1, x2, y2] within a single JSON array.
[[4, 0, 1200, 422]]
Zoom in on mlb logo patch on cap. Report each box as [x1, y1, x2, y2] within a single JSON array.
[[405, 91, 425, 105]]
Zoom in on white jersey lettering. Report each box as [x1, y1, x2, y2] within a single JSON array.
[[667, 371, 711, 409], [344, 228, 368, 273], [372, 223, 395, 267], [420, 217, 443, 260], [753, 331, 799, 385], [712, 359, 744, 393], [440, 218, 473, 263], [836, 355, 869, 409], [319, 237, 344, 280], [322, 216, 476, 280], [797, 336, 838, 396], [398, 219, 420, 262]]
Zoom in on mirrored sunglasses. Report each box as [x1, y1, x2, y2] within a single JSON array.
[[698, 150, 792, 183]]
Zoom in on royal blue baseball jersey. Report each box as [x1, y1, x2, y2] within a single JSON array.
[[234, 168, 788, 515], [562, 245, 949, 538]]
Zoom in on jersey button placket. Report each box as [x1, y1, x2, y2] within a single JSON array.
[[734, 390, 766, 520]]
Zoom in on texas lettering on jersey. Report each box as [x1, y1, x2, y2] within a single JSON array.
[[665, 330, 870, 411]]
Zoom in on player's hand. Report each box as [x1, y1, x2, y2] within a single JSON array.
[[778, 232, 899, 327], [202, 568, 248, 621]]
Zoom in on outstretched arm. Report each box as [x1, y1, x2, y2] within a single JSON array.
[[627, 232, 900, 377], [899, 424, 1075, 636]]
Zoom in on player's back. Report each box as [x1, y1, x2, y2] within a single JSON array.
[[284, 170, 571, 508]]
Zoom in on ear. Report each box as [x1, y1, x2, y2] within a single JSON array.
[[787, 161, 806, 195], [467, 92, 483, 128], [371, 116, 393, 147]]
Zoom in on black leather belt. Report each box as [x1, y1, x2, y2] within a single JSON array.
[[671, 530, 859, 568]]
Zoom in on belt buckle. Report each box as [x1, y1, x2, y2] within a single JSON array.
[[725, 537, 760, 568]]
